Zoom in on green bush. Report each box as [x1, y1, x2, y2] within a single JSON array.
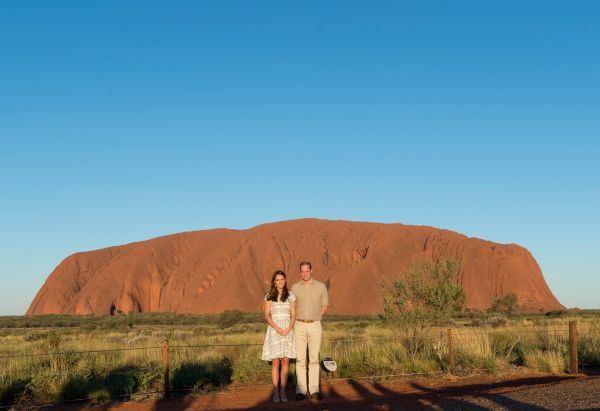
[[490, 293, 518, 314], [381, 258, 465, 355]]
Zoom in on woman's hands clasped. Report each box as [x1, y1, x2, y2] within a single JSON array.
[[275, 326, 291, 336]]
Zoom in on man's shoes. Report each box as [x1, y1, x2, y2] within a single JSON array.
[[310, 392, 322, 400], [295, 393, 306, 401]]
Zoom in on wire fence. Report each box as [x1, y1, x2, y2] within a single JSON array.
[[1, 321, 598, 408], [3, 326, 595, 359]]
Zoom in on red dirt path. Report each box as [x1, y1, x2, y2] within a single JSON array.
[[62, 372, 600, 410]]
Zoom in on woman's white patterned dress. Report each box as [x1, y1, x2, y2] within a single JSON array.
[[261, 292, 297, 360]]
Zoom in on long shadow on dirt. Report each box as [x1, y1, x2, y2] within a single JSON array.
[[246, 375, 574, 410], [38, 374, 582, 410]]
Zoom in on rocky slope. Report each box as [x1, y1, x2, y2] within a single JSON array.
[[27, 219, 563, 315]]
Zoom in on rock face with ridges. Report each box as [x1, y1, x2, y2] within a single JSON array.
[[27, 219, 563, 315]]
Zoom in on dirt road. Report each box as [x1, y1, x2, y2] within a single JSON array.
[[64, 372, 600, 410]]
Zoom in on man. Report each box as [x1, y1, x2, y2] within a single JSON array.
[[291, 261, 329, 400]]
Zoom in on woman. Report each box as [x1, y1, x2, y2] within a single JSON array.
[[261, 270, 297, 403]]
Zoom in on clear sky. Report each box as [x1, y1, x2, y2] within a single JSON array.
[[1, 1, 599, 315]]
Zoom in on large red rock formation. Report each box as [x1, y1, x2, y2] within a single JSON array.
[[27, 219, 563, 315]]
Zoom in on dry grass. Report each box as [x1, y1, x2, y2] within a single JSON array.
[[523, 350, 565, 373], [0, 315, 598, 406]]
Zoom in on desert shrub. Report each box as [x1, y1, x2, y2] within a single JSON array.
[[44, 330, 61, 351], [487, 315, 508, 328], [545, 310, 567, 317], [216, 310, 244, 329], [96, 317, 131, 332], [468, 318, 484, 327], [489, 293, 518, 314], [458, 308, 485, 320], [24, 369, 65, 403], [381, 258, 465, 355]]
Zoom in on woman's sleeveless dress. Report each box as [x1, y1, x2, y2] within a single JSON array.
[[261, 292, 297, 360]]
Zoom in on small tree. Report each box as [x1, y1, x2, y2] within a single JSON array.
[[490, 293, 518, 314], [381, 258, 465, 355]]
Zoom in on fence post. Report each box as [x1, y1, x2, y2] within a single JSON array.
[[569, 321, 578, 374], [447, 328, 455, 375], [163, 339, 170, 397]]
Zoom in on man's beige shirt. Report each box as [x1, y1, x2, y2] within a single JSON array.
[[291, 279, 329, 321]]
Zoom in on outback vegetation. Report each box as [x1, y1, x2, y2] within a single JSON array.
[[381, 258, 466, 355], [1, 261, 599, 407], [490, 293, 519, 314]]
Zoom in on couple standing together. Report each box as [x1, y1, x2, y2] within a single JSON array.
[[261, 261, 329, 403]]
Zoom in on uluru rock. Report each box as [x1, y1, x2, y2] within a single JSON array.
[[27, 219, 563, 315]]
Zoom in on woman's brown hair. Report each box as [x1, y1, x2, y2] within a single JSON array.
[[265, 270, 290, 302]]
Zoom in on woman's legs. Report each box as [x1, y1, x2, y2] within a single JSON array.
[[279, 357, 289, 400], [271, 358, 281, 400]]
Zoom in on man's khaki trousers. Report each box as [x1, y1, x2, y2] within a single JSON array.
[[294, 320, 322, 395]]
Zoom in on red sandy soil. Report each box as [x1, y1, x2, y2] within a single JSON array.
[[28, 219, 563, 316], [61, 372, 600, 410]]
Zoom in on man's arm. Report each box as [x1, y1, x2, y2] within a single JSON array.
[[320, 283, 329, 316], [320, 304, 328, 316]]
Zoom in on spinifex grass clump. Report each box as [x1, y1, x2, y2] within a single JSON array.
[[454, 332, 502, 373], [578, 323, 600, 368]]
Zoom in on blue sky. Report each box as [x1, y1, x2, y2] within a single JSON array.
[[1, 1, 599, 315]]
